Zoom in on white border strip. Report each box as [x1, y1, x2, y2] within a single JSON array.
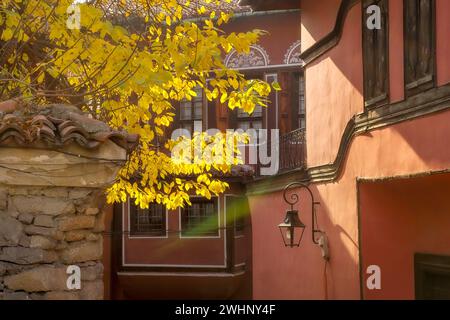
[[117, 271, 245, 277]]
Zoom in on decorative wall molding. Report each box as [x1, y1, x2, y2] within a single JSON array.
[[283, 40, 304, 65], [246, 84, 450, 195], [224, 44, 270, 68], [299, 0, 360, 66]]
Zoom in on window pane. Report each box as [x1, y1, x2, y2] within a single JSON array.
[[299, 97, 305, 115], [252, 105, 263, 118], [237, 121, 250, 131], [181, 123, 192, 134], [193, 87, 203, 102], [194, 102, 202, 119], [130, 202, 166, 237], [180, 102, 192, 120], [252, 121, 262, 130], [299, 118, 306, 130], [237, 108, 247, 118], [181, 199, 219, 237], [299, 75, 305, 94]]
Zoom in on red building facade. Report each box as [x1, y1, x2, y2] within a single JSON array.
[[246, 0, 450, 300]]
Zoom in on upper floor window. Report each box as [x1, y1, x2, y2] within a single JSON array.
[[130, 202, 166, 237], [404, 0, 435, 97], [362, 0, 389, 108], [179, 86, 203, 134], [180, 197, 219, 237], [291, 72, 306, 130], [298, 74, 306, 129], [236, 104, 263, 131]]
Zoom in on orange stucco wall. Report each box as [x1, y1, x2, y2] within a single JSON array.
[[305, 3, 364, 167], [359, 173, 450, 300], [251, 110, 450, 300], [300, 0, 342, 52], [250, 0, 450, 299]]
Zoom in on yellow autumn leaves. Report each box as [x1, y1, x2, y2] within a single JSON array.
[[0, 0, 279, 209]]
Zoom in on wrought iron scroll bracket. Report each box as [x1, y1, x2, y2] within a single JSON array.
[[282, 182, 324, 245]]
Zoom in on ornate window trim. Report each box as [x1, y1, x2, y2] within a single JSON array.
[[283, 40, 304, 65], [224, 44, 270, 68]]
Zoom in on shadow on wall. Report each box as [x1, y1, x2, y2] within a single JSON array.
[[359, 172, 450, 300], [250, 182, 360, 300]]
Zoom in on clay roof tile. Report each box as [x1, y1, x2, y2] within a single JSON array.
[[0, 101, 139, 152]]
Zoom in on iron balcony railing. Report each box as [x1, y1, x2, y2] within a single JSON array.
[[279, 128, 306, 172]]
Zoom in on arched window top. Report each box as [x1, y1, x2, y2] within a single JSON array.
[[283, 40, 303, 65], [224, 44, 270, 68]]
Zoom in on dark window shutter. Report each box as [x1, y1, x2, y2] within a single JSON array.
[[404, 0, 435, 97], [362, 0, 389, 108]]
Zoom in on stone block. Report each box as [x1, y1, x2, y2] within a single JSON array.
[[55, 241, 69, 250], [42, 188, 69, 198], [10, 196, 75, 216], [0, 247, 58, 265], [19, 234, 31, 247], [24, 225, 64, 241], [0, 263, 5, 276], [0, 213, 24, 246], [2, 291, 32, 300], [18, 212, 34, 224], [86, 233, 100, 242], [0, 261, 31, 276], [81, 263, 103, 281], [57, 215, 95, 232], [79, 280, 103, 300], [93, 211, 105, 233], [0, 189, 8, 210], [60, 241, 102, 264], [69, 189, 92, 199], [4, 266, 68, 292], [44, 291, 79, 300], [85, 208, 99, 216], [34, 215, 55, 228], [64, 230, 89, 242], [30, 235, 57, 250]]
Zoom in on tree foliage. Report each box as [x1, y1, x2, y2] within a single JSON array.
[[0, 0, 275, 209]]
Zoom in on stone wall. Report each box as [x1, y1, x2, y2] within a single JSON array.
[[0, 103, 135, 300], [0, 186, 106, 300]]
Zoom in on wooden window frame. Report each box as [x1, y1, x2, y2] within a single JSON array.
[[129, 202, 167, 237], [236, 105, 264, 131], [180, 197, 219, 238], [403, 0, 436, 98], [179, 87, 204, 133], [362, 0, 390, 108], [415, 253, 450, 299], [296, 72, 306, 130]]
